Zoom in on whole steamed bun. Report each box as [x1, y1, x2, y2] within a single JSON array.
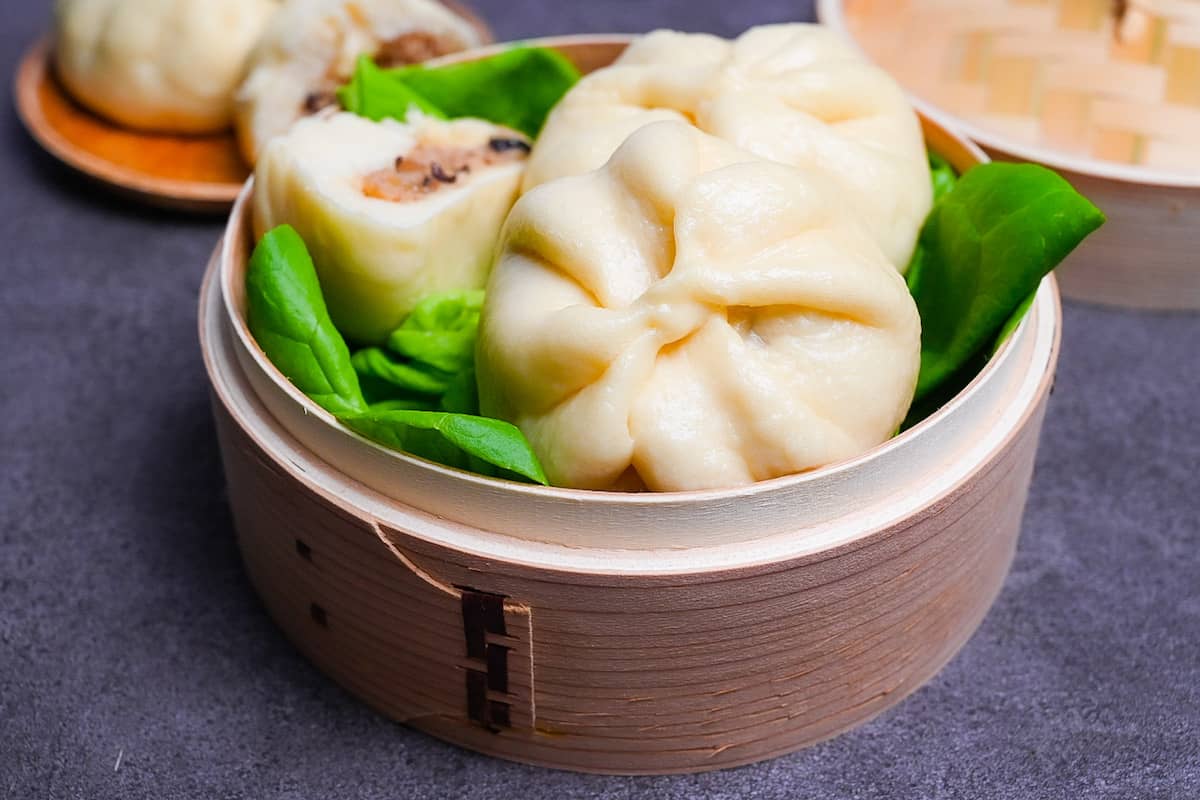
[[255, 112, 529, 344], [477, 122, 922, 493], [54, 0, 280, 133], [235, 0, 486, 164], [525, 24, 933, 271]]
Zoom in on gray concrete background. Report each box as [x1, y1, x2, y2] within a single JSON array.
[[2, 1, 1197, 797]]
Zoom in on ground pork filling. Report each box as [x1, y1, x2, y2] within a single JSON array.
[[375, 31, 463, 68], [360, 137, 530, 202], [301, 32, 465, 115]]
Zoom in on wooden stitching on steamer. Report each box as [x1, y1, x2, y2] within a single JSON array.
[[460, 588, 514, 732]]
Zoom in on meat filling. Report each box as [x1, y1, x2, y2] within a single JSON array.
[[300, 32, 462, 116], [303, 89, 339, 114], [375, 31, 462, 68], [361, 137, 531, 202]]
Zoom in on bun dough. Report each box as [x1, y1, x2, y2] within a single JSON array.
[[53, 0, 279, 133], [526, 24, 933, 271], [477, 122, 922, 492], [254, 112, 527, 344], [235, 0, 485, 164]]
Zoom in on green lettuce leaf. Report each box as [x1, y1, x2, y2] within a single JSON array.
[[386, 290, 484, 374], [338, 46, 581, 136], [247, 225, 546, 483], [337, 55, 447, 121], [992, 291, 1038, 355], [342, 410, 549, 485], [353, 347, 455, 398], [929, 151, 958, 203], [439, 368, 480, 416], [245, 226, 368, 417], [351, 290, 484, 412], [907, 162, 1104, 403]]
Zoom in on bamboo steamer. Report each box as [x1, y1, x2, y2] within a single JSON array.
[[820, 0, 1200, 311], [199, 36, 1063, 774]]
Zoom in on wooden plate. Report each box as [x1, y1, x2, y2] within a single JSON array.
[[14, 37, 249, 213], [13, 2, 493, 214]]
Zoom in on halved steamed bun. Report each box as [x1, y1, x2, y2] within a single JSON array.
[[254, 111, 529, 344], [54, 0, 280, 133], [477, 122, 922, 492], [525, 24, 933, 271], [235, 0, 486, 164]]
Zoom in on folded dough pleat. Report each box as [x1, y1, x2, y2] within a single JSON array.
[[525, 23, 932, 272], [478, 121, 922, 492]]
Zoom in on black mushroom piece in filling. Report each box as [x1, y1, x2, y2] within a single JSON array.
[[488, 137, 532, 155], [303, 90, 339, 114], [362, 136, 532, 202]]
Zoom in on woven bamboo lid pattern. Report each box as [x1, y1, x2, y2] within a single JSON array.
[[841, 0, 1200, 173]]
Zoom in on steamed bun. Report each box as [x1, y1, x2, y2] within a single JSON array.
[[477, 122, 922, 492], [235, 0, 486, 164], [525, 24, 932, 271], [254, 112, 528, 344], [53, 0, 280, 133]]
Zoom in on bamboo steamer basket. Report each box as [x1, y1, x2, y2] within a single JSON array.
[[199, 36, 1063, 774], [820, 0, 1200, 311]]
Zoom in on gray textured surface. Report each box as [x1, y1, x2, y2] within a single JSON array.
[[2, 1, 1198, 798]]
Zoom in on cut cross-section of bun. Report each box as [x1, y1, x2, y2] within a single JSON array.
[[235, 0, 487, 164], [254, 111, 528, 344]]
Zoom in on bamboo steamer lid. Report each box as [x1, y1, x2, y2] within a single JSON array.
[[820, 0, 1200, 310], [199, 36, 1066, 773]]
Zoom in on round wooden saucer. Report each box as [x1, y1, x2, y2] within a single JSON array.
[[14, 37, 249, 214], [13, 1, 491, 215]]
